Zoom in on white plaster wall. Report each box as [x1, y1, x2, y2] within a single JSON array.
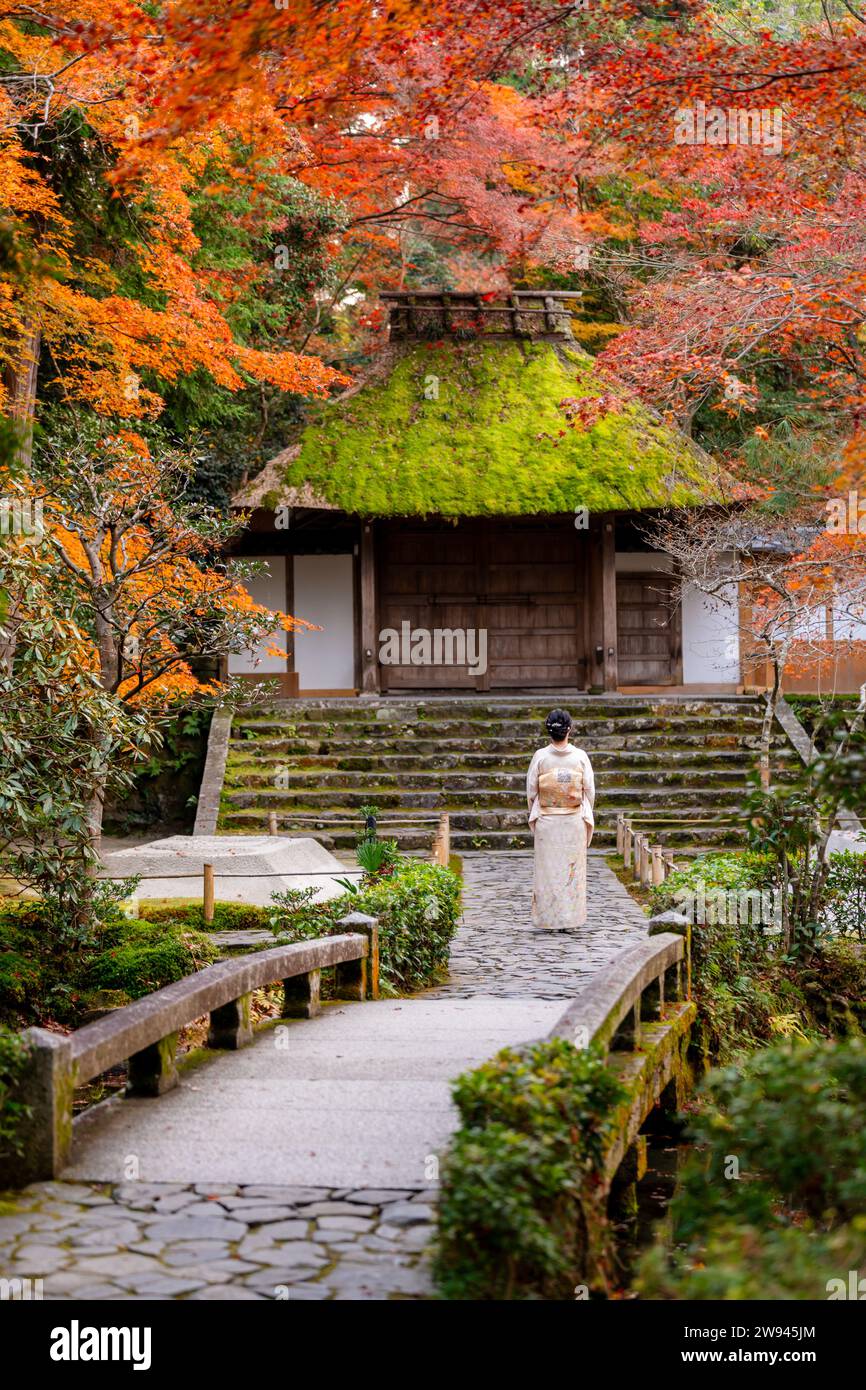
[[681, 582, 741, 683], [227, 556, 287, 675], [293, 554, 355, 690], [834, 593, 866, 642]]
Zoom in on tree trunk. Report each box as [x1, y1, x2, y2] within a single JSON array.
[[2, 321, 40, 469]]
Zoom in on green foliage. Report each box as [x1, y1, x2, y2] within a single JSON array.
[[282, 340, 720, 516], [355, 837, 399, 876], [83, 919, 218, 998], [650, 850, 802, 1061], [105, 707, 213, 833], [800, 938, 866, 1038], [650, 851, 775, 917], [0, 1027, 31, 1159], [824, 851, 866, 941], [268, 857, 461, 993], [0, 901, 216, 1024], [639, 1039, 866, 1299], [140, 900, 269, 933], [435, 1040, 627, 1300]]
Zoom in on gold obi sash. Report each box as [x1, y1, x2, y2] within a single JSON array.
[[537, 766, 584, 814]]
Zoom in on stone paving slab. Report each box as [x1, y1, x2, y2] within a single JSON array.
[[0, 1183, 435, 1300], [63, 997, 564, 1188]]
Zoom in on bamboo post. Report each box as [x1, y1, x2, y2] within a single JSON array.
[[267, 811, 278, 836], [623, 820, 633, 869], [651, 844, 664, 887], [203, 863, 215, 924]]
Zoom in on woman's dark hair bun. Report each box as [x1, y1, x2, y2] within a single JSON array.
[[545, 708, 573, 739]]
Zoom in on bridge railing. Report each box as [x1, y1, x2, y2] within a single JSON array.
[[546, 932, 685, 1056], [0, 913, 378, 1189]]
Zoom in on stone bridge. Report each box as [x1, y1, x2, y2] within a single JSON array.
[[0, 854, 694, 1301]]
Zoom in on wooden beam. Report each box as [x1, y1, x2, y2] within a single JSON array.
[[359, 521, 380, 693], [601, 515, 619, 692]]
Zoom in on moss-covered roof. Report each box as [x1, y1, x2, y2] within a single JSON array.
[[237, 338, 726, 516]]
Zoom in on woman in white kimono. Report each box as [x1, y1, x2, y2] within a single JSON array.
[[527, 709, 595, 930]]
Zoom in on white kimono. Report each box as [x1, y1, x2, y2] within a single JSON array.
[[526, 744, 595, 930]]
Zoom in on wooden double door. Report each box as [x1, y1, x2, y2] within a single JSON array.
[[378, 519, 587, 690]]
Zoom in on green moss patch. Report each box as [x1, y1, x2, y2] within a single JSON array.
[[285, 339, 721, 516]]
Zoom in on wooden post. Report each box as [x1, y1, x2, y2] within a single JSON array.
[[651, 844, 663, 887], [616, 813, 624, 856], [640, 836, 651, 887], [359, 521, 380, 694], [203, 862, 214, 923], [268, 811, 278, 836], [432, 812, 450, 866], [623, 820, 633, 869], [601, 515, 618, 692], [632, 834, 644, 882]]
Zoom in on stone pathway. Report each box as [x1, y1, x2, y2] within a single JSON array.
[[0, 1182, 435, 1300], [0, 853, 648, 1301], [428, 851, 648, 999]]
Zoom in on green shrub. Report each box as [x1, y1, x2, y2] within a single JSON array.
[[650, 851, 776, 918], [140, 901, 270, 933], [639, 1038, 866, 1299], [649, 850, 811, 1061], [0, 948, 42, 1010], [824, 850, 866, 941], [83, 919, 218, 998], [269, 858, 461, 994], [800, 938, 866, 1037], [434, 1040, 626, 1300]]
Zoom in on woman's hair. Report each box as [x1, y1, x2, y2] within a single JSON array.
[[545, 708, 573, 741]]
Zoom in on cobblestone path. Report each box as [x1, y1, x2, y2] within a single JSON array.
[[428, 851, 648, 1000], [0, 854, 648, 1301]]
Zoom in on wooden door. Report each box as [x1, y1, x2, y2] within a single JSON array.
[[378, 520, 587, 690], [616, 574, 680, 685], [484, 524, 584, 688], [378, 525, 480, 689]]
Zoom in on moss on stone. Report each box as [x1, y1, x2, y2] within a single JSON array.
[[283, 339, 721, 516]]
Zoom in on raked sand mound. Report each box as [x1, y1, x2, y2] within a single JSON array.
[[100, 834, 357, 906]]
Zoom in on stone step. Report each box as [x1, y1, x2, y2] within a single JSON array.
[[229, 734, 790, 762], [224, 765, 775, 792], [221, 787, 755, 815], [243, 696, 760, 721], [234, 713, 769, 741], [215, 811, 742, 851]]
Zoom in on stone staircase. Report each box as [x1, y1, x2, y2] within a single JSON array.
[[216, 695, 799, 852]]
